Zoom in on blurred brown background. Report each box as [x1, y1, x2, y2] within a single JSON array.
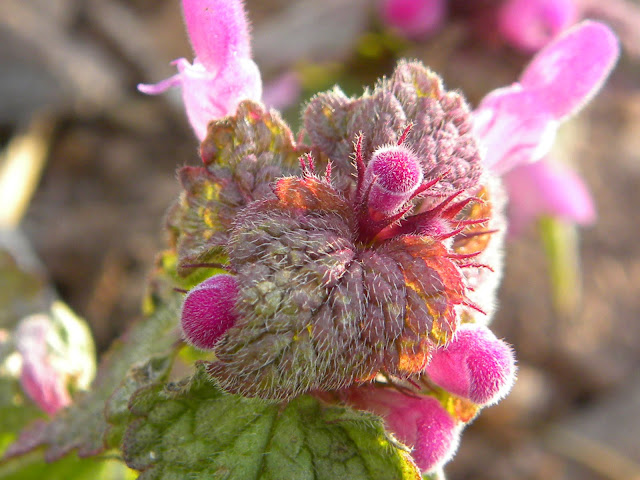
[[1, 1, 639, 478]]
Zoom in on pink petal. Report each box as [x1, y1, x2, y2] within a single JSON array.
[[474, 21, 618, 175], [138, 0, 262, 140], [181, 274, 239, 350], [343, 387, 460, 473], [519, 20, 620, 120], [505, 156, 596, 235], [178, 57, 262, 140], [473, 84, 558, 174], [424, 323, 516, 406], [137, 69, 183, 95], [15, 316, 71, 416], [182, 0, 253, 73], [497, 0, 578, 53], [379, 0, 446, 38]]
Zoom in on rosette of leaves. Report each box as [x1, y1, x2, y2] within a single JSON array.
[[171, 60, 506, 401]]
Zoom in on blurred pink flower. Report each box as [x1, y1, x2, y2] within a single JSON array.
[[262, 71, 302, 111], [497, 0, 578, 52], [504, 157, 596, 235], [379, 0, 579, 51], [378, 0, 446, 38], [15, 315, 71, 416], [473, 20, 618, 229], [138, 0, 262, 140]]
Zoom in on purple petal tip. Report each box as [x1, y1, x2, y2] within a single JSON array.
[[520, 20, 620, 120]]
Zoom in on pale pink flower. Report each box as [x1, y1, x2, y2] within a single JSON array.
[[15, 315, 71, 416], [262, 71, 302, 111], [504, 157, 596, 235], [138, 0, 262, 140], [473, 21, 618, 228]]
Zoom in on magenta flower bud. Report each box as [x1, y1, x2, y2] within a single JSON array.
[[424, 323, 516, 406], [343, 387, 461, 473], [364, 144, 424, 215], [388, 394, 460, 473], [180, 274, 239, 350]]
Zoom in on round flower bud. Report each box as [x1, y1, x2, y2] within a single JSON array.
[[342, 386, 461, 473], [180, 274, 239, 350], [364, 144, 424, 215], [424, 323, 516, 406]]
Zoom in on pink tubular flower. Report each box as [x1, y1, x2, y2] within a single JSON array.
[[504, 157, 596, 235], [15, 315, 71, 416], [343, 387, 461, 473], [497, 0, 578, 52], [474, 20, 619, 175], [378, 0, 447, 38], [138, 0, 262, 140], [424, 323, 516, 406], [473, 20, 618, 227]]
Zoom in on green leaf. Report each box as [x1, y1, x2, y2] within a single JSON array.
[[0, 377, 44, 456], [104, 356, 176, 450], [0, 449, 135, 480], [3, 295, 183, 462], [121, 364, 421, 480]]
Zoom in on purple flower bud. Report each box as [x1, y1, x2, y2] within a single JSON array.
[[424, 323, 516, 406], [364, 144, 424, 215], [180, 274, 239, 350]]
